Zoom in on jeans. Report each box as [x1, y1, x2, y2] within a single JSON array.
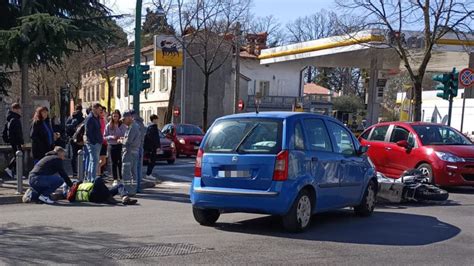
[[110, 184, 128, 197], [122, 150, 138, 195], [85, 143, 101, 182], [110, 144, 123, 180], [29, 175, 64, 197]]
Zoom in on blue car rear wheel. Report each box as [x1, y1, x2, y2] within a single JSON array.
[[193, 207, 220, 226], [282, 190, 313, 232]]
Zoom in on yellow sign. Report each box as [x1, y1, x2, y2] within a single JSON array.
[[154, 35, 183, 67]]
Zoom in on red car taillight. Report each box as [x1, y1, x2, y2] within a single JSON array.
[[194, 148, 204, 177], [273, 150, 289, 181]]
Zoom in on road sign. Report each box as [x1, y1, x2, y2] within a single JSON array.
[[459, 68, 474, 88], [154, 35, 183, 67]]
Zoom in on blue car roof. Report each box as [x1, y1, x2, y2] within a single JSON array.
[[218, 111, 334, 121]]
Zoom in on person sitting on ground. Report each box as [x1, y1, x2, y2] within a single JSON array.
[[27, 146, 73, 204]]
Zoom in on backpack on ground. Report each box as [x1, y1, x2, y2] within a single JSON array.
[[2, 121, 10, 143], [67, 181, 82, 202], [75, 182, 94, 202]]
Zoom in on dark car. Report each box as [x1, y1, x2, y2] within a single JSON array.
[[143, 130, 176, 165], [359, 122, 474, 186], [162, 124, 204, 157]]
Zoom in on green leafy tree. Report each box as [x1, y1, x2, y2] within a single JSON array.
[[0, 0, 116, 131], [333, 95, 365, 113]]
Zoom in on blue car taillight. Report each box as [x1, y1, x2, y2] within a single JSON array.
[[273, 150, 289, 181]]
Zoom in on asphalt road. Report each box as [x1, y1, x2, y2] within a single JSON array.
[[1, 158, 474, 265]]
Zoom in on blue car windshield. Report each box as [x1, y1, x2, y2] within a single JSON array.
[[412, 125, 472, 145], [204, 119, 282, 154]]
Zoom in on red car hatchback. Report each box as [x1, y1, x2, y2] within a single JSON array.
[[162, 124, 204, 157], [359, 122, 474, 186]]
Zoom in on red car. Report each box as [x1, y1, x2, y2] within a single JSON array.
[[162, 124, 204, 157], [143, 131, 176, 165], [359, 122, 474, 186]]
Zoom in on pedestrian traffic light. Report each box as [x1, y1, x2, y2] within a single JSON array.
[[449, 67, 459, 97], [433, 73, 450, 100], [138, 64, 150, 92]]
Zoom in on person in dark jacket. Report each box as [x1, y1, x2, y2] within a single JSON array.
[[84, 103, 103, 182], [28, 146, 73, 204], [66, 105, 85, 176], [30, 106, 58, 164], [4, 103, 24, 179], [144, 114, 161, 181]]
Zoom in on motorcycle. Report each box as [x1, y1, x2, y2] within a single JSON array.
[[377, 169, 449, 203]]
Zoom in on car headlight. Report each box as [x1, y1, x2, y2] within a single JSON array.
[[170, 142, 175, 149], [434, 151, 465, 162], [178, 138, 185, 144]]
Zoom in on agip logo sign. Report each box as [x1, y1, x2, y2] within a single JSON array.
[[154, 35, 183, 67]]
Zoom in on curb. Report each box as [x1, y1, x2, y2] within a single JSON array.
[[0, 194, 23, 205]]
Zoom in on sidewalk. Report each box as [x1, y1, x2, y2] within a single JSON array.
[[1, 157, 158, 205]]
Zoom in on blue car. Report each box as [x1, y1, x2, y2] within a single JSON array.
[[190, 112, 377, 232]]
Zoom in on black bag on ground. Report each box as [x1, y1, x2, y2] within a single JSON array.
[[89, 178, 112, 203]]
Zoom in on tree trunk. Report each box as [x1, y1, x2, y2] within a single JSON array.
[[202, 73, 210, 131], [413, 79, 423, 122], [165, 67, 177, 124]]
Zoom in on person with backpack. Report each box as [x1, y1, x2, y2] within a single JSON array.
[[31, 106, 57, 164], [104, 110, 126, 186], [66, 105, 84, 176], [3, 103, 24, 179], [71, 178, 137, 205], [144, 114, 161, 181]]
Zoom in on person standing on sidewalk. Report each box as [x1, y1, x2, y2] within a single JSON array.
[[144, 114, 161, 181], [27, 146, 73, 204], [84, 103, 103, 182], [119, 110, 141, 195], [31, 106, 58, 164], [66, 104, 84, 176], [3, 103, 24, 179], [98, 106, 108, 177], [104, 110, 126, 186]]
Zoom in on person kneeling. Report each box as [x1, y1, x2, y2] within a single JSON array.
[[28, 146, 73, 204]]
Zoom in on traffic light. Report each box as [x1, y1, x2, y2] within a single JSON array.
[[127, 66, 135, 95], [433, 73, 450, 100], [138, 64, 150, 91], [449, 67, 459, 97]]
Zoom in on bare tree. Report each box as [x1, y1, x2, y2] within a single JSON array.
[[172, 0, 251, 130], [337, 0, 474, 122], [249, 15, 285, 47], [286, 10, 338, 43]]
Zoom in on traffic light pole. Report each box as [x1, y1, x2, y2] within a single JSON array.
[[133, 0, 142, 112], [448, 93, 453, 126]]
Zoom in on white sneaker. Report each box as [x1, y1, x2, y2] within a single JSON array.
[[4, 168, 13, 178], [39, 195, 55, 204], [112, 180, 119, 187], [145, 175, 157, 181]]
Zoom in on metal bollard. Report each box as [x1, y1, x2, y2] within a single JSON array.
[[15, 150, 23, 195], [77, 149, 84, 181]]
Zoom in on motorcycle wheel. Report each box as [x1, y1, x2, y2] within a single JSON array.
[[414, 186, 449, 201]]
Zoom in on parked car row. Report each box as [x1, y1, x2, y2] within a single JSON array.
[[143, 123, 204, 165]]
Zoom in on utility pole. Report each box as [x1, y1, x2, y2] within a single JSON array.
[[133, 0, 143, 112], [234, 22, 241, 114], [447, 93, 453, 126]]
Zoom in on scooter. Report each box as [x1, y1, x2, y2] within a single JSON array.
[[377, 169, 449, 203]]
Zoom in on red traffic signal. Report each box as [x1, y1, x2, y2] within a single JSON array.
[[173, 106, 180, 117], [237, 99, 244, 111]]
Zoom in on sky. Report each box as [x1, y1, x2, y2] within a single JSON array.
[[109, 0, 335, 39]]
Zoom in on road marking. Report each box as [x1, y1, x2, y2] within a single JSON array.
[[160, 181, 190, 187], [165, 174, 193, 182]]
